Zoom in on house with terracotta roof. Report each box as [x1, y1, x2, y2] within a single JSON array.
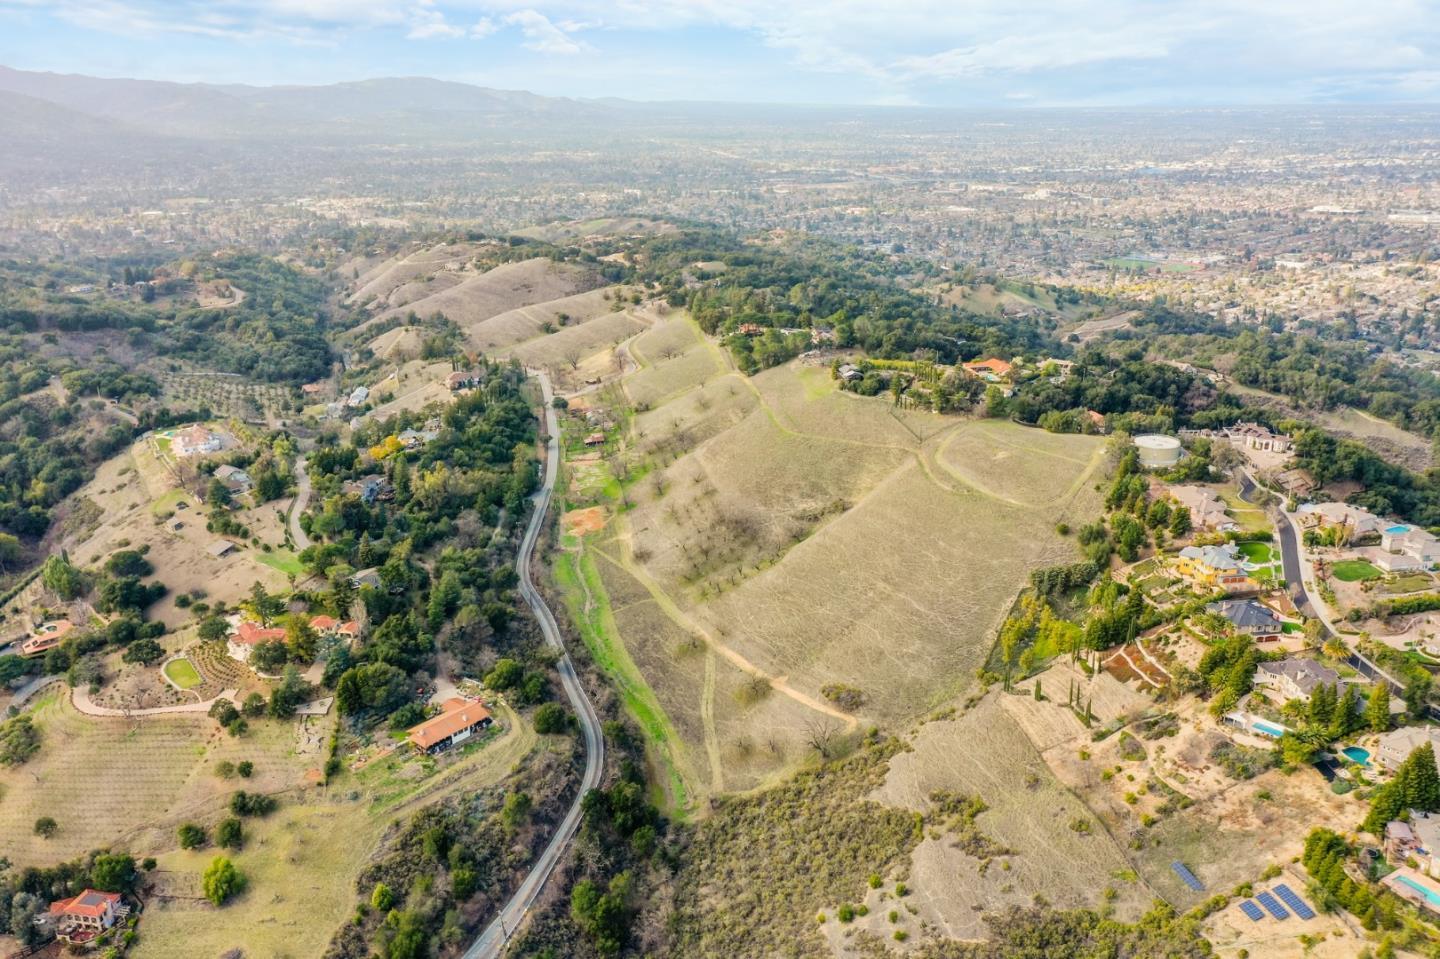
[[21, 619, 75, 658], [407, 697, 493, 754], [962, 357, 1014, 382], [309, 615, 361, 641], [44, 889, 127, 944], [445, 370, 484, 391], [226, 619, 286, 662]]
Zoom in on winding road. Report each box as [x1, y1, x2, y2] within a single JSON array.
[[288, 455, 313, 551], [463, 369, 604, 958]]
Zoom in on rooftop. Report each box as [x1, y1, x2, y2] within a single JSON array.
[[407, 697, 492, 750]]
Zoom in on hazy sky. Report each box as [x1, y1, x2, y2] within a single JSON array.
[[1, 0, 1437, 106]]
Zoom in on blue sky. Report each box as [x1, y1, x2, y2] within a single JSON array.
[[1, 0, 1437, 106]]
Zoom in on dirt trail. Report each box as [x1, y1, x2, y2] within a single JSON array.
[[590, 543, 858, 730], [700, 650, 724, 793]]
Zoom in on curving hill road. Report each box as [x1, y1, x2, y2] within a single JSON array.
[[288, 455, 313, 551], [464, 369, 604, 958]]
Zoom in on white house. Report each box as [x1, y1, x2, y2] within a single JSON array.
[[1253, 657, 1339, 704], [1377, 726, 1440, 772], [1295, 502, 1383, 543], [172, 424, 223, 458], [1168, 485, 1238, 532], [1380, 524, 1440, 569]]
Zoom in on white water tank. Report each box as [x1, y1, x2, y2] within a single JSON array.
[[1134, 434, 1182, 468]]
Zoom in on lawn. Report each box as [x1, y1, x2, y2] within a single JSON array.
[[150, 488, 190, 518], [162, 657, 202, 689], [1383, 572, 1434, 594], [1103, 256, 1198, 273], [256, 549, 305, 577], [1237, 542, 1277, 564], [1332, 559, 1383, 582], [1217, 491, 1273, 534]]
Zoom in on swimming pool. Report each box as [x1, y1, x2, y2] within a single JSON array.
[[1395, 875, 1440, 907], [1252, 720, 1284, 738], [1387, 524, 1412, 535], [1342, 746, 1371, 766]]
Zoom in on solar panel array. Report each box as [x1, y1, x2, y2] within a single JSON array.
[[1238, 901, 1264, 921], [1256, 891, 1290, 920], [1171, 861, 1205, 892], [1274, 884, 1316, 920]]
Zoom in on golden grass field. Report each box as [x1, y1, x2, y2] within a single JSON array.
[[131, 701, 545, 959], [347, 239, 492, 309], [57, 436, 293, 628], [543, 311, 1108, 808], [0, 692, 324, 867], [467, 286, 631, 353], [367, 257, 600, 333]]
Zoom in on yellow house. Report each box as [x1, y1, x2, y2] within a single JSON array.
[[1176, 543, 1254, 592]]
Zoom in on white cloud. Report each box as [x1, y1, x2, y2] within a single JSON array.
[[406, 5, 464, 39], [893, 28, 1171, 80], [9, 0, 1440, 103], [502, 8, 585, 54]]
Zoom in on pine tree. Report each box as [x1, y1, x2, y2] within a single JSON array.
[[1404, 742, 1440, 812], [1367, 683, 1392, 733], [1329, 684, 1359, 740], [1308, 683, 1336, 727], [1363, 780, 1407, 835]]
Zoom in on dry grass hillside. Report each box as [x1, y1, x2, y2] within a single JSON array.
[[347, 239, 493, 308], [363, 257, 602, 333], [54, 434, 294, 628], [541, 309, 1108, 810]]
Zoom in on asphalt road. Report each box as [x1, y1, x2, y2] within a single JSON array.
[[288, 455, 313, 551], [1275, 508, 1312, 617], [463, 370, 605, 959]]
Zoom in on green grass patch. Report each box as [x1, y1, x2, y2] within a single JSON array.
[[1104, 257, 1197, 273], [1237, 542, 1276, 564], [1383, 573, 1434, 594], [1280, 621, 1304, 634], [163, 657, 202, 690], [1216, 492, 1272, 534], [1332, 559, 1382, 582], [554, 546, 691, 817], [256, 549, 305, 577], [150, 488, 189, 517]]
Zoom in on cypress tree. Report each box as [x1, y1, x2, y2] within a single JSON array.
[[1367, 683, 1392, 733], [1404, 742, 1440, 812]]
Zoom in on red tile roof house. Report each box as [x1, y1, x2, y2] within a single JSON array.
[[226, 619, 286, 662], [44, 889, 129, 944], [407, 698, 493, 755], [962, 357, 1014, 381], [309, 615, 361, 641], [445, 370, 484, 391], [20, 619, 75, 658]]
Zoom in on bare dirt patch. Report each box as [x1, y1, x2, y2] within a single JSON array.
[[564, 506, 607, 536]]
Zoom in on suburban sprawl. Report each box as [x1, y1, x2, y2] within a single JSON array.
[[2, 65, 1440, 959]]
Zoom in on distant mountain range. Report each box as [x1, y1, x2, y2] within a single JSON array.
[[0, 66, 615, 139]]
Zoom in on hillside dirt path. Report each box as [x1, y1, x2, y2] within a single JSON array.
[[699, 650, 724, 794], [589, 541, 857, 730], [72, 683, 240, 717]]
